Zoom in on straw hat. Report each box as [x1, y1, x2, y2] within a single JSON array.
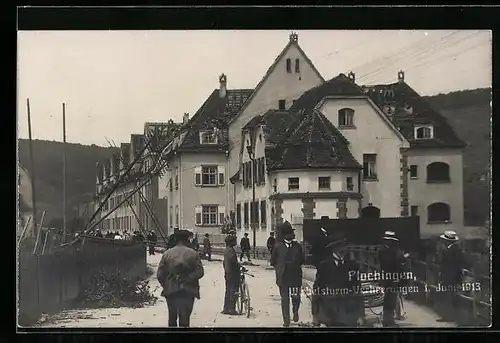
[[382, 231, 399, 241], [440, 230, 459, 241]]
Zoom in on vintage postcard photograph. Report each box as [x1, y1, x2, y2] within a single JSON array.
[[17, 29, 491, 329]]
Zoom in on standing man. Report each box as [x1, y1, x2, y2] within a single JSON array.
[[157, 230, 204, 327], [240, 233, 251, 262], [435, 230, 467, 323], [147, 230, 157, 255], [270, 221, 304, 327], [378, 231, 405, 327], [266, 231, 276, 255], [222, 235, 241, 315], [202, 233, 212, 261]]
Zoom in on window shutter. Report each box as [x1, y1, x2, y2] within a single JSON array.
[[169, 178, 173, 191], [218, 166, 225, 186], [218, 206, 226, 225], [194, 166, 202, 186], [242, 164, 246, 188], [195, 206, 202, 226]]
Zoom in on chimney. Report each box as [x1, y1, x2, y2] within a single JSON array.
[[347, 71, 355, 82], [289, 32, 298, 43], [183, 113, 189, 124], [398, 70, 405, 83], [219, 74, 227, 98]]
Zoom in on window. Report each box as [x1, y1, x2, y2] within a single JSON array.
[[278, 100, 286, 110], [260, 200, 267, 226], [415, 125, 434, 139], [427, 202, 451, 223], [175, 205, 179, 226], [346, 177, 354, 191], [169, 177, 173, 191], [218, 166, 225, 186], [250, 201, 259, 225], [219, 206, 226, 226], [244, 203, 249, 227], [318, 177, 331, 190], [363, 154, 377, 180], [295, 58, 300, 73], [286, 58, 292, 73], [410, 205, 418, 217], [338, 108, 355, 127], [201, 205, 218, 225], [236, 203, 241, 229], [273, 179, 277, 193], [200, 131, 217, 144], [175, 169, 179, 189], [288, 177, 299, 191], [202, 166, 217, 185], [427, 162, 450, 182], [409, 165, 418, 179]]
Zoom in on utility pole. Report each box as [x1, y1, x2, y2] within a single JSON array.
[[62, 103, 67, 243], [246, 144, 256, 259], [26, 98, 38, 238]]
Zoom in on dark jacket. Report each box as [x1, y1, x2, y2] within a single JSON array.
[[378, 245, 405, 287], [315, 253, 361, 292], [203, 238, 212, 251], [223, 246, 241, 283], [266, 236, 276, 252], [240, 237, 251, 251], [437, 242, 466, 285], [270, 240, 304, 287], [157, 244, 204, 299]]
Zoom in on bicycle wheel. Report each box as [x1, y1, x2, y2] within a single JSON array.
[[244, 284, 251, 318], [237, 285, 244, 314]]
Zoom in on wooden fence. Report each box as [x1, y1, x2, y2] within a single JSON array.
[[17, 236, 147, 326]]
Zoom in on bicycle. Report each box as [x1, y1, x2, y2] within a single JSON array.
[[236, 267, 254, 318]]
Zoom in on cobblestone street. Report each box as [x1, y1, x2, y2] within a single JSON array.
[[39, 253, 455, 328]]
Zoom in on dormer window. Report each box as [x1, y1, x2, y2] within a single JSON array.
[[295, 58, 300, 73], [286, 58, 292, 73], [414, 125, 434, 140], [338, 108, 355, 127], [200, 131, 217, 144]]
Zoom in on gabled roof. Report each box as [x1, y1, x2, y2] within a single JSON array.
[[178, 88, 253, 152], [363, 81, 466, 148], [289, 73, 365, 112], [265, 109, 361, 171], [228, 35, 325, 125]]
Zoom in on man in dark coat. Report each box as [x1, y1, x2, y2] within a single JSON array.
[[202, 233, 212, 261], [240, 233, 251, 262], [157, 230, 204, 327], [311, 230, 364, 327], [147, 230, 157, 255], [266, 231, 276, 254], [166, 227, 179, 250], [435, 230, 467, 322], [270, 221, 304, 327], [222, 235, 241, 315], [378, 231, 406, 327]]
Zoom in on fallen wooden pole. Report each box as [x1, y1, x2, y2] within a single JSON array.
[[17, 216, 32, 246], [32, 210, 46, 254]]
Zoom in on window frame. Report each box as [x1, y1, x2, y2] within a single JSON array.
[[286, 58, 292, 73], [362, 154, 378, 180], [202, 205, 218, 226], [295, 58, 300, 73], [427, 202, 451, 224], [201, 166, 218, 186], [200, 130, 218, 145], [338, 108, 355, 127], [318, 176, 331, 190], [414, 125, 434, 140], [346, 176, 354, 191], [278, 99, 286, 110], [426, 162, 451, 183], [288, 177, 300, 191], [409, 165, 418, 179]]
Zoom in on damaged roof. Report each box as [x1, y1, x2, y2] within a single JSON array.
[[264, 109, 361, 171], [362, 81, 466, 148], [178, 88, 254, 152]]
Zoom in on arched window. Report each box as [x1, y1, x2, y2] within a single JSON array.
[[414, 125, 434, 139], [295, 58, 300, 73], [427, 162, 450, 182], [427, 202, 450, 223], [286, 58, 292, 73], [338, 108, 355, 127]]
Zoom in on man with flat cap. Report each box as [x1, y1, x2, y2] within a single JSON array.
[[435, 230, 467, 323], [270, 221, 304, 327], [157, 229, 205, 327], [222, 234, 241, 315]]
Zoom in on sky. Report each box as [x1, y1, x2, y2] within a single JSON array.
[[17, 30, 491, 147]]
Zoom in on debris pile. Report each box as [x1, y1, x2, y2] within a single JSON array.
[[82, 270, 158, 308]]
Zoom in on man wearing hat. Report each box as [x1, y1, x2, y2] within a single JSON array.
[[435, 230, 467, 323], [157, 229, 205, 327], [266, 231, 276, 265], [240, 233, 252, 262], [270, 221, 304, 327], [202, 233, 212, 261], [222, 234, 241, 315], [378, 230, 406, 327], [311, 230, 364, 327]]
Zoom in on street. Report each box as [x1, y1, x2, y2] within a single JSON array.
[[38, 253, 455, 328]]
